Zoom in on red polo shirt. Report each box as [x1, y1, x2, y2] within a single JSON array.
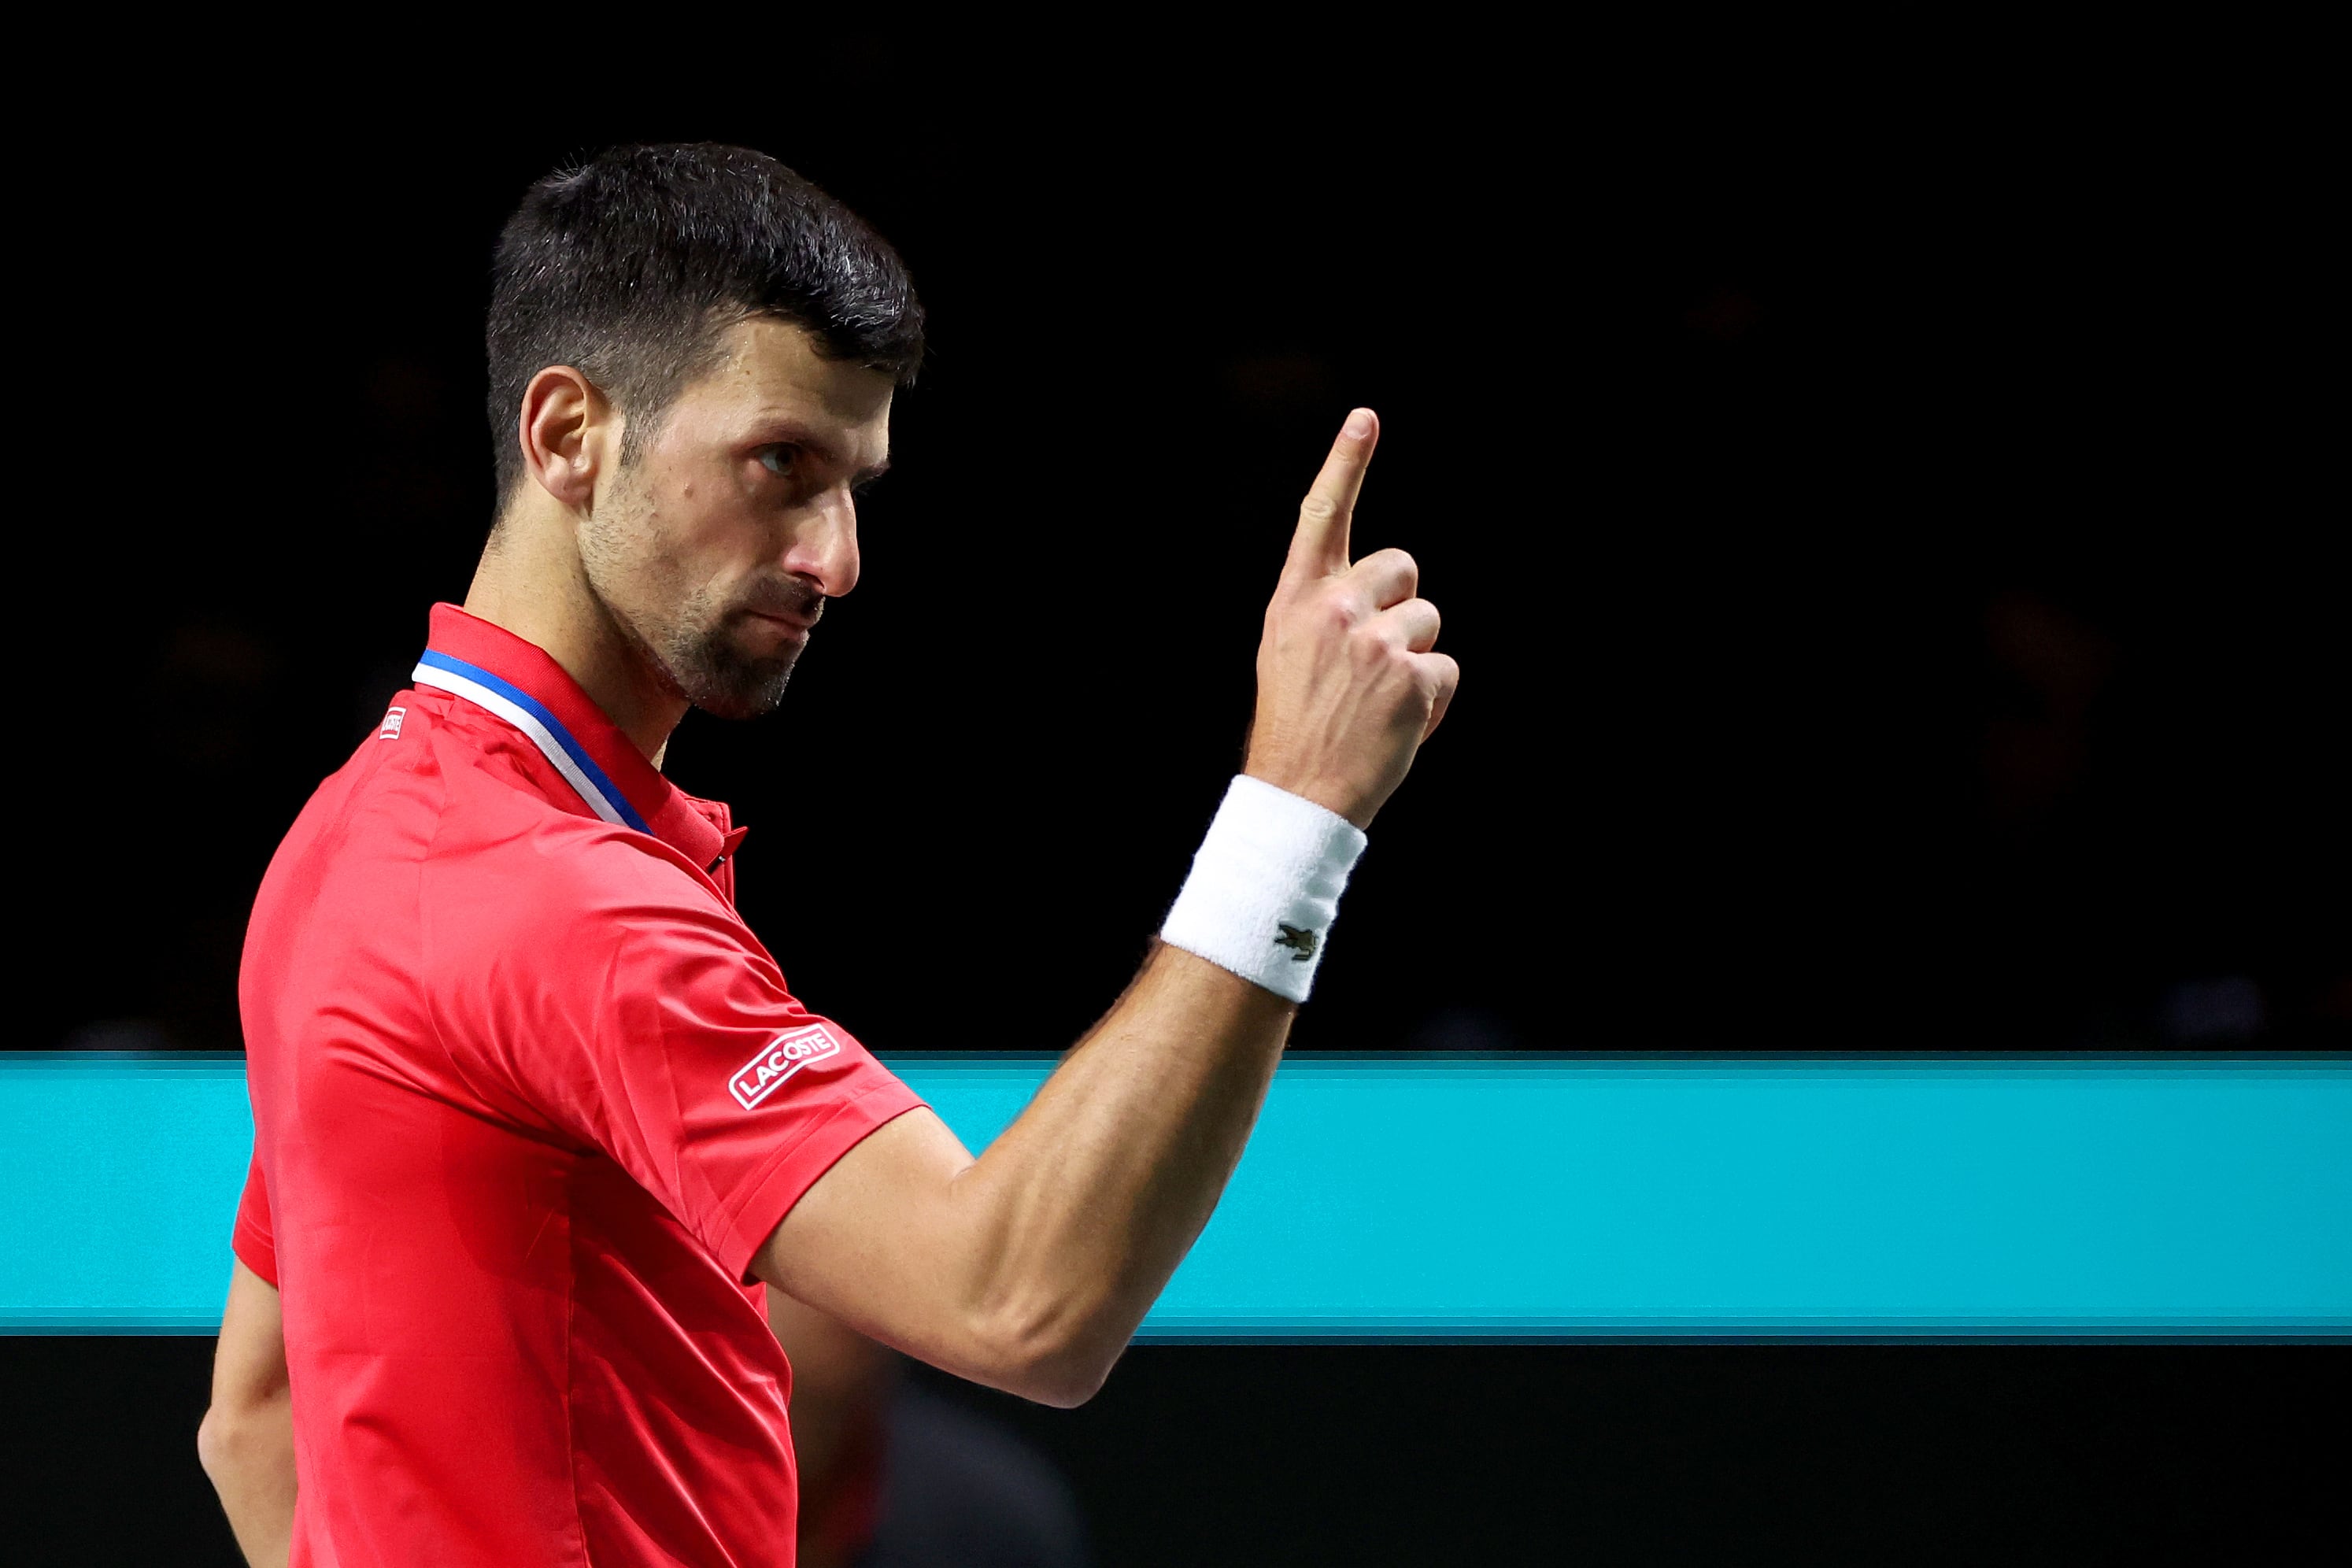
[[234, 604, 923, 1566]]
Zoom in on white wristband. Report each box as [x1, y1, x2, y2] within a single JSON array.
[[1159, 775, 1368, 1003]]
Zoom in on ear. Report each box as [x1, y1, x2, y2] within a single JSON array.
[[516, 366, 619, 510]]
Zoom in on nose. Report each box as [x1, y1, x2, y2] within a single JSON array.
[[783, 490, 860, 599]]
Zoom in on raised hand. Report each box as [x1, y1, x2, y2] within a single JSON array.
[[1242, 409, 1459, 829]]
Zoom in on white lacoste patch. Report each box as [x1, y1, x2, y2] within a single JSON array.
[[728, 1023, 843, 1110], [379, 706, 407, 740]]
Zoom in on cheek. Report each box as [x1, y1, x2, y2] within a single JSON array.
[[661, 494, 779, 597], [661, 478, 754, 543], [627, 484, 705, 565], [632, 450, 768, 564]]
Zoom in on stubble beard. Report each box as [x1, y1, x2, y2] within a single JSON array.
[[579, 493, 807, 723], [639, 589, 804, 721]]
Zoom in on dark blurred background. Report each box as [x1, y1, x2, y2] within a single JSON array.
[[9, 32, 2343, 1562]]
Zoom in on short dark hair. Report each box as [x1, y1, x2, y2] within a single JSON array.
[[486, 142, 924, 504]]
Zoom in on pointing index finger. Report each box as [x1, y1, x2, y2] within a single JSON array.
[[1282, 408, 1378, 585]]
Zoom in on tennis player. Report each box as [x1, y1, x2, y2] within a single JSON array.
[[198, 142, 1457, 1566]]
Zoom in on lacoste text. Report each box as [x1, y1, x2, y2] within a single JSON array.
[[729, 1025, 843, 1109]]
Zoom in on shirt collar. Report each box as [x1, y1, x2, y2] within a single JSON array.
[[413, 603, 728, 868]]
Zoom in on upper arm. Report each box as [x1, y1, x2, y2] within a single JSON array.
[[231, 1150, 278, 1289], [752, 1108, 1001, 1380], [213, 1259, 289, 1413]]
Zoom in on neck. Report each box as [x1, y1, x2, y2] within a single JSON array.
[[460, 509, 686, 767]]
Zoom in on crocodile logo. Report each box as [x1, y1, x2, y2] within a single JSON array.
[[1273, 923, 1318, 961]]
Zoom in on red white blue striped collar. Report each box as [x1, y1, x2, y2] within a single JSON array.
[[412, 649, 650, 833], [408, 605, 730, 871]]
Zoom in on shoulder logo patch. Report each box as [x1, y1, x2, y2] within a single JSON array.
[[729, 1023, 843, 1109], [379, 706, 407, 740]]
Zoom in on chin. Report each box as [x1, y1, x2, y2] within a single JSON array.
[[659, 619, 804, 720], [684, 659, 798, 720]]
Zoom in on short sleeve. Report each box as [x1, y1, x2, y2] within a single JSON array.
[[484, 858, 926, 1282], [232, 1148, 278, 1287]]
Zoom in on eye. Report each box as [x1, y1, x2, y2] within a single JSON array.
[[757, 444, 800, 475]]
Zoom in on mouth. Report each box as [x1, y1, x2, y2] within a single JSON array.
[[740, 583, 825, 633], [735, 602, 819, 665], [741, 595, 823, 637], [741, 612, 814, 656]]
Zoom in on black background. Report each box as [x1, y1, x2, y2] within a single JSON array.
[[13, 29, 2345, 1562], [4, 1337, 2342, 1562]]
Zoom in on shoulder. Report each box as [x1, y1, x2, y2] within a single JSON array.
[[419, 815, 774, 1106], [431, 810, 741, 974]]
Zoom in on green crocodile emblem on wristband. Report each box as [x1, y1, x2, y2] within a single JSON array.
[[1274, 923, 1318, 961]]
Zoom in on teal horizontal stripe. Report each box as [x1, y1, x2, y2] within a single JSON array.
[[4, 1054, 2347, 1338]]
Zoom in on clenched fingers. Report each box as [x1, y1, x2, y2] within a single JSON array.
[[1348, 547, 1419, 612], [1370, 597, 1441, 653], [1280, 409, 1379, 588], [1417, 651, 1462, 740]]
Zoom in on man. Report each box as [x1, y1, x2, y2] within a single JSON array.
[[198, 142, 1456, 1566]]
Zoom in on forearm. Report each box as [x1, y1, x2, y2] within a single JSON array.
[[765, 409, 1455, 1404], [949, 941, 1293, 1392], [198, 1395, 296, 1566]]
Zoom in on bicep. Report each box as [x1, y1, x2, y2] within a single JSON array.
[[752, 1108, 993, 1375], [213, 1259, 289, 1411]]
